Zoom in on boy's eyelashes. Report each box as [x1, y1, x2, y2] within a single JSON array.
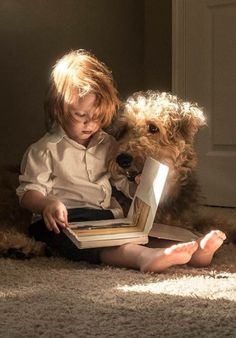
[[71, 111, 88, 119], [74, 112, 86, 117], [70, 111, 100, 122]]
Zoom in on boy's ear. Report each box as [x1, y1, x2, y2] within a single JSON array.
[[172, 104, 207, 142]]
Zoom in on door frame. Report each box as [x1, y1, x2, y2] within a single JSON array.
[[171, 0, 236, 207], [172, 0, 187, 97]]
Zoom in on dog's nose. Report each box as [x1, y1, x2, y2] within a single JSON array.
[[116, 153, 133, 168]]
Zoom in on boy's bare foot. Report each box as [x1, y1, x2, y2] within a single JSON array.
[[189, 230, 226, 267], [140, 241, 198, 273]]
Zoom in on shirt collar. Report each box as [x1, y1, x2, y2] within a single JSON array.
[[89, 129, 109, 148], [47, 125, 109, 147]]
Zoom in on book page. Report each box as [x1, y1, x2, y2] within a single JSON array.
[[63, 158, 169, 248], [132, 197, 150, 228], [69, 218, 132, 230], [67, 158, 169, 236], [128, 158, 169, 233], [150, 223, 199, 242]]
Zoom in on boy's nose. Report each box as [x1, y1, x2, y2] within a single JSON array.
[[83, 117, 91, 124]]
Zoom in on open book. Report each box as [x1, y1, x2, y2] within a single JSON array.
[[63, 157, 169, 249]]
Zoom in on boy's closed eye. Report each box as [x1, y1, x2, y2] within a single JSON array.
[[74, 111, 99, 123], [75, 112, 86, 117], [72, 111, 86, 118]]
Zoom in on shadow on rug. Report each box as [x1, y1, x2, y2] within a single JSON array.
[[1, 242, 236, 338], [0, 166, 235, 337]]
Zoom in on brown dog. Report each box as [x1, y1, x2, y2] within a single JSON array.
[[0, 90, 235, 258], [108, 90, 236, 243]]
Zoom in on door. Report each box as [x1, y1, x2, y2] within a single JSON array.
[[172, 0, 236, 207]]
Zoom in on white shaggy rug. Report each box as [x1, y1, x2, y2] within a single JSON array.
[[0, 168, 235, 337], [1, 242, 236, 338]]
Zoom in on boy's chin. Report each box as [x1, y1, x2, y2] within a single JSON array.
[[81, 134, 93, 139]]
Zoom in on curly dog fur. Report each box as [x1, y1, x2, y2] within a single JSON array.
[[0, 166, 45, 258], [108, 90, 236, 243], [0, 90, 235, 258]]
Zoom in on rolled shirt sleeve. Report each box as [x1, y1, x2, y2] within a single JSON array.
[[16, 146, 53, 202]]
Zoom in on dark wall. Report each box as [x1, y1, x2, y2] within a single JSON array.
[[144, 0, 172, 91], [0, 0, 171, 167]]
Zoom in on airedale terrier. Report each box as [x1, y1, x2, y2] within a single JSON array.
[[0, 91, 235, 258], [109, 90, 236, 243]]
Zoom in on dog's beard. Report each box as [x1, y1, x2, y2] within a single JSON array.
[[118, 162, 144, 181], [124, 169, 141, 181]]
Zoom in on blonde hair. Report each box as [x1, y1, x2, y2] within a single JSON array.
[[44, 49, 120, 131]]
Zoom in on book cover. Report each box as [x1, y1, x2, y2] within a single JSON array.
[[63, 157, 169, 249]]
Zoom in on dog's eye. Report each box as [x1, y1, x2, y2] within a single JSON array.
[[148, 123, 159, 134]]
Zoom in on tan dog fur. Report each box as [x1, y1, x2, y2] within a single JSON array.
[[0, 91, 235, 258], [109, 91, 236, 243]]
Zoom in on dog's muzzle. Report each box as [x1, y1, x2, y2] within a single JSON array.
[[116, 153, 142, 181], [116, 153, 133, 168]]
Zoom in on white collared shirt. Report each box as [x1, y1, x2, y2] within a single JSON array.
[[16, 127, 134, 219]]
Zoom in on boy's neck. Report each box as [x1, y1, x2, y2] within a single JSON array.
[[68, 134, 92, 147]]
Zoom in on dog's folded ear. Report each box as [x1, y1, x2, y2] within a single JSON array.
[[104, 116, 120, 139], [173, 102, 207, 142], [105, 113, 129, 141]]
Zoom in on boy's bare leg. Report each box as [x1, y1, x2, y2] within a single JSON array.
[[189, 230, 226, 267], [100, 241, 198, 273]]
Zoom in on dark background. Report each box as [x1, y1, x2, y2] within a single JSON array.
[[0, 0, 171, 167]]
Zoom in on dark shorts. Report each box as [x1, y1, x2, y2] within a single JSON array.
[[29, 208, 114, 264]]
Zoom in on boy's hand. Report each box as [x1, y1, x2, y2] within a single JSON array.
[[42, 199, 69, 234], [134, 174, 141, 185]]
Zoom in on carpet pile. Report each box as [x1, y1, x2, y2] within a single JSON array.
[[1, 242, 236, 338]]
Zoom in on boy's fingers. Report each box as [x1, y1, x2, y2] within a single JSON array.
[[63, 210, 69, 227], [55, 218, 66, 228], [55, 209, 65, 222], [43, 215, 52, 231], [54, 209, 68, 228], [135, 175, 141, 184], [46, 215, 60, 234]]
